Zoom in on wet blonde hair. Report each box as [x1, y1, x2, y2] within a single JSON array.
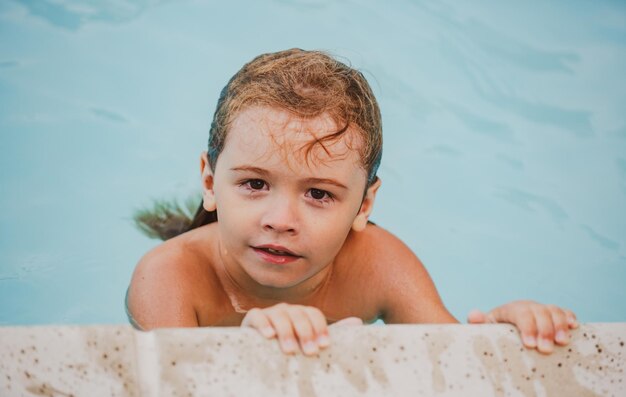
[[134, 49, 383, 239], [208, 48, 382, 185]]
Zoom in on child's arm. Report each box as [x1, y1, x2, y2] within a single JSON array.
[[239, 225, 578, 356], [372, 226, 578, 354], [127, 244, 201, 329]]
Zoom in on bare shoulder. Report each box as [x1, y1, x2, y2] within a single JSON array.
[[127, 226, 221, 329], [347, 223, 419, 262], [343, 223, 425, 278], [342, 224, 457, 324]]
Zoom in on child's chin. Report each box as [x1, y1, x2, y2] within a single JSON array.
[[252, 274, 304, 289]]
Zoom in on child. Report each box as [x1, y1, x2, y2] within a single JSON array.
[[127, 48, 578, 356]]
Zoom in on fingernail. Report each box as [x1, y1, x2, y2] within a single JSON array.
[[303, 341, 318, 355], [556, 330, 569, 344], [538, 338, 553, 353], [261, 327, 275, 338], [317, 334, 330, 347], [282, 339, 297, 353], [523, 335, 537, 348]]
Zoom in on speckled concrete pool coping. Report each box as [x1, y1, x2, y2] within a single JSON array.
[[0, 324, 624, 396]]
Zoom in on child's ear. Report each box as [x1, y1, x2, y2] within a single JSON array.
[[352, 177, 382, 232], [200, 151, 217, 212]]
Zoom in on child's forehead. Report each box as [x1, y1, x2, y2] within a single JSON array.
[[225, 106, 364, 173], [231, 106, 342, 144]]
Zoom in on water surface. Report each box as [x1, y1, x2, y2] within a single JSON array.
[[1, 0, 625, 324]]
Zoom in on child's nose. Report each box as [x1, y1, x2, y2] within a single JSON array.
[[261, 196, 299, 234]]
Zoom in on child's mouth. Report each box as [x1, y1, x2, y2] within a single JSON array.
[[252, 245, 301, 264], [260, 247, 294, 256]]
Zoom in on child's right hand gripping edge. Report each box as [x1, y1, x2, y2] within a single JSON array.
[[467, 300, 579, 354], [241, 303, 363, 356]]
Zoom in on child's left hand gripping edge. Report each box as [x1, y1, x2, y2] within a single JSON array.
[[241, 303, 363, 356], [467, 300, 579, 354]]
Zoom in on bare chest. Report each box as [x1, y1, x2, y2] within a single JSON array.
[[196, 270, 382, 327]]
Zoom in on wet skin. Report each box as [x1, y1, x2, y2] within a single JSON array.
[[128, 106, 578, 356]]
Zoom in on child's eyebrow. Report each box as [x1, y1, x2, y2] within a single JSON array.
[[230, 166, 348, 190], [302, 177, 348, 190], [230, 166, 269, 176]]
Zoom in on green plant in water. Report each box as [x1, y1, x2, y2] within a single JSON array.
[[132, 194, 202, 241]]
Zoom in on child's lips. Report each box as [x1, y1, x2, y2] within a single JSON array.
[[252, 244, 302, 264], [254, 244, 300, 256]]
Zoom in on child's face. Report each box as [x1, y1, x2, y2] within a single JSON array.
[[201, 106, 379, 290]]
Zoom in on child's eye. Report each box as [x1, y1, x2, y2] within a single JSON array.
[[306, 188, 333, 202], [242, 179, 268, 191]]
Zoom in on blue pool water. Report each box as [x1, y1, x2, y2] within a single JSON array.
[[1, 0, 625, 324]]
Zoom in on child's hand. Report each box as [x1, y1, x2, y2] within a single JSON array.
[[467, 300, 578, 354], [241, 303, 363, 356]]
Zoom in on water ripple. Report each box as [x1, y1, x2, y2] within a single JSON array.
[[493, 186, 569, 226], [90, 107, 128, 124], [426, 144, 462, 157], [445, 102, 515, 144], [612, 125, 626, 140], [495, 154, 524, 170], [460, 56, 593, 137], [0, 60, 20, 69], [419, 1, 580, 73], [617, 158, 626, 179], [580, 224, 620, 251], [460, 19, 580, 73], [15, 0, 173, 30]]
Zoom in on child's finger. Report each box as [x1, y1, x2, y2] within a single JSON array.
[[329, 316, 363, 327], [266, 306, 299, 354], [467, 309, 486, 324], [564, 309, 579, 329], [241, 308, 276, 338], [511, 308, 538, 349], [486, 302, 521, 325], [467, 309, 498, 324], [532, 305, 555, 354], [285, 306, 318, 356], [303, 307, 330, 348], [548, 306, 570, 345]]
